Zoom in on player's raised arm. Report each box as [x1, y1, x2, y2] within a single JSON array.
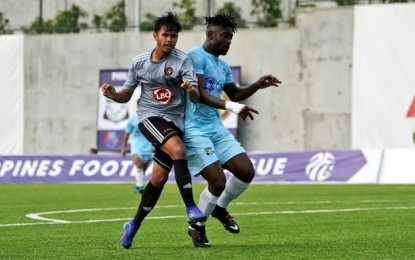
[[101, 83, 135, 103]]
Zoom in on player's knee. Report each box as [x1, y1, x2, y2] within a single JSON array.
[[239, 164, 255, 183], [151, 173, 168, 188], [208, 178, 226, 196], [168, 144, 186, 159]]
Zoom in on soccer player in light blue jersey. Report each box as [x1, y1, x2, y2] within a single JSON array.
[[102, 12, 209, 249], [121, 114, 153, 194], [184, 13, 281, 236]]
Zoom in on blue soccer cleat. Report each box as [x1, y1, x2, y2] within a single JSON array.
[[186, 205, 207, 222], [119, 220, 138, 249]]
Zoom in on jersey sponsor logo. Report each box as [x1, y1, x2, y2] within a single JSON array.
[[205, 77, 216, 92], [153, 88, 172, 105], [164, 67, 173, 76]]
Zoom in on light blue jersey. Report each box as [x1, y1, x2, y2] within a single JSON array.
[[125, 114, 153, 163], [184, 46, 234, 131], [184, 47, 245, 176]]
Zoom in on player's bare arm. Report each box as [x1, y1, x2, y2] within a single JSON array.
[[121, 133, 130, 157], [223, 75, 282, 102], [101, 83, 135, 103], [196, 74, 258, 120]]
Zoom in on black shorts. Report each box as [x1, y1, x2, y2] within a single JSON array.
[[138, 117, 183, 170]]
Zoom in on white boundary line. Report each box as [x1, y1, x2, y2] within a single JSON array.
[[1, 200, 415, 228]]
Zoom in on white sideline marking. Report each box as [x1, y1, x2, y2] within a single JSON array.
[[0, 200, 414, 228]]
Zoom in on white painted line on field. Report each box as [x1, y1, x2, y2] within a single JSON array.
[[0, 204, 414, 228]]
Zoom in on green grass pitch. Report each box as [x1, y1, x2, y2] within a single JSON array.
[[1, 183, 414, 259]]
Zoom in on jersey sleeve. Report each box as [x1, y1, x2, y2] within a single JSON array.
[[181, 57, 198, 86], [187, 50, 206, 75], [123, 61, 139, 89]]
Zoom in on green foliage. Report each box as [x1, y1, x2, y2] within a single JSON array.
[[22, 4, 87, 34], [104, 1, 127, 32], [139, 13, 157, 32], [92, 15, 104, 32], [172, 0, 202, 30], [250, 0, 282, 28], [91, 1, 127, 32], [216, 2, 247, 28], [0, 12, 13, 34], [335, 0, 357, 5]]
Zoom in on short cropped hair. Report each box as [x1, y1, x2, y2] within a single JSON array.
[[204, 13, 238, 33], [154, 11, 182, 33]]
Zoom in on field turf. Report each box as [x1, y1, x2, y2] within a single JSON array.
[[1, 183, 414, 259]]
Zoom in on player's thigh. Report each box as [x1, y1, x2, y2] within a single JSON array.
[[213, 130, 246, 166], [185, 135, 219, 177]]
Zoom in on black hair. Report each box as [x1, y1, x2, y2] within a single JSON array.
[[204, 13, 238, 33], [154, 11, 182, 33]]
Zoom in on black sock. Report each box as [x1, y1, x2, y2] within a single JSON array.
[[173, 159, 196, 207], [133, 182, 163, 228], [212, 205, 226, 217]]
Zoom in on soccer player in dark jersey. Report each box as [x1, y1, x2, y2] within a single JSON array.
[[101, 11, 209, 249], [184, 13, 281, 237]]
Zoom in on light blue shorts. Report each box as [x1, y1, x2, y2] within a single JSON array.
[[130, 145, 153, 164], [184, 124, 245, 177]]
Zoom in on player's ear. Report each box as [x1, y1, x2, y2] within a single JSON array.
[[206, 28, 214, 40], [153, 32, 157, 40]]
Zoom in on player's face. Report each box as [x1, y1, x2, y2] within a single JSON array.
[[153, 26, 179, 54], [211, 26, 234, 56]]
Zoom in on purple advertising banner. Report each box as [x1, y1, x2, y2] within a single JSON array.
[[0, 150, 366, 183]]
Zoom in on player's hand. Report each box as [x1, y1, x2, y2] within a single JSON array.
[[239, 106, 259, 121], [256, 75, 281, 89], [101, 83, 117, 99], [181, 81, 196, 91]]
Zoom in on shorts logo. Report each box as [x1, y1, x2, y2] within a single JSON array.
[[153, 88, 172, 105], [204, 147, 214, 155], [164, 67, 173, 76], [163, 128, 174, 134]]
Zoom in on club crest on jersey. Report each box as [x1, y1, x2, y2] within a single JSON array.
[[153, 88, 172, 105], [204, 147, 214, 155], [164, 67, 173, 76]]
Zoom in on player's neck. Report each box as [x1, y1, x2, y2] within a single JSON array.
[[151, 47, 170, 61], [202, 44, 219, 57]]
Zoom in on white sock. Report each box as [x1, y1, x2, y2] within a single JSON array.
[[217, 175, 250, 209], [134, 168, 145, 187], [198, 187, 219, 218]]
